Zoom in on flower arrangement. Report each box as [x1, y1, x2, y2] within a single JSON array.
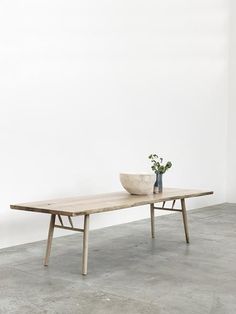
[[148, 154, 172, 174], [148, 154, 172, 193]]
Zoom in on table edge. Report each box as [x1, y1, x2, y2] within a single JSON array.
[[10, 190, 214, 216]]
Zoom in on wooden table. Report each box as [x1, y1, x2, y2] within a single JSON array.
[[11, 188, 213, 275]]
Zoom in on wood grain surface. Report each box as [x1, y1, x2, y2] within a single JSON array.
[[10, 188, 214, 217]]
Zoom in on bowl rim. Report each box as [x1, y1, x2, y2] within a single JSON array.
[[120, 173, 155, 176]]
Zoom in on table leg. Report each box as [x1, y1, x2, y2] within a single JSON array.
[[181, 198, 190, 243], [44, 214, 56, 266], [82, 214, 90, 275], [150, 203, 155, 238]]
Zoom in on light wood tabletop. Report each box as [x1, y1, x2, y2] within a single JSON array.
[[11, 187, 213, 275], [10, 188, 213, 216]]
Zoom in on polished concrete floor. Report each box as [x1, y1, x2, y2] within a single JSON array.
[[0, 203, 236, 314]]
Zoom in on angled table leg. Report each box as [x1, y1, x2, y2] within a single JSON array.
[[44, 214, 56, 266], [181, 198, 190, 243], [82, 214, 90, 275], [150, 203, 155, 238]]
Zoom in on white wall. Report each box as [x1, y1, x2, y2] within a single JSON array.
[[0, 0, 229, 249], [227, 0, 236, 202]]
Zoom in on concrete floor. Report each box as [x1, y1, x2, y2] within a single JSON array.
[[0, 203, 236, 314]]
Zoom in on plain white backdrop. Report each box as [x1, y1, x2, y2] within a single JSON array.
[[0, 0, 230, 248], [228, 0, 236, 202]]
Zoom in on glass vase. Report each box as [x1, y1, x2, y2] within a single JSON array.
[[158, 173, 163, 193]]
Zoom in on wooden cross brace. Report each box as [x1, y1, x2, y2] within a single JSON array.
[[54, 215, 84, 232], [154, 200, 182, 212]]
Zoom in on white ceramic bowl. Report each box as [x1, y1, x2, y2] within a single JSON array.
[[120, 173, 156, 195]]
